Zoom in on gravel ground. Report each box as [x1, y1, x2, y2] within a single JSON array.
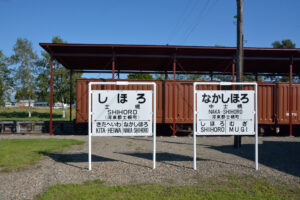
[[0, 134, 299, 200]]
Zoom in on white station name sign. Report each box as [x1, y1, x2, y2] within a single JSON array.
[[196, 90, 255, 135], [92, 90, 153, 136]]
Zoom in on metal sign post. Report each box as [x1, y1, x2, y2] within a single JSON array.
[[88, 81, 156, 170], [193, 82, 258, 170]]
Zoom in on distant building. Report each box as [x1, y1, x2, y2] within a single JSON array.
[[4, 101, 17, 107], [54, 102, 70, 109], [18, 100, 35, 107], [34, 102, 49, 107]]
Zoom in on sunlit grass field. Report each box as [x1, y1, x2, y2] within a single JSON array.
[[0, 107, 76, 121], [0, 138, 84, 171], [36, 175, 299, 200]]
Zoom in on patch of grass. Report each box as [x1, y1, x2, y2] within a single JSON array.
[[0, 139, 84, 171], [36, 175, 299, 200], [0, 107, 75, 121]]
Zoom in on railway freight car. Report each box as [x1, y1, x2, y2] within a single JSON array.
[[75, 78, 300, 135]]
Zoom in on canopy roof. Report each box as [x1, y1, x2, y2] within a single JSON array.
[[39, 43, 300, 74]]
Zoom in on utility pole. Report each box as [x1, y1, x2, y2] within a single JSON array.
[[234, 0, 243, 148]]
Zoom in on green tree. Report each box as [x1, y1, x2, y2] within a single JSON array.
[[36, 36, 81, 118], [127, 73, 153, 80], [0, 50, 12, 106], [271, 39, 296, 82], [243, 75, 262, 82], [180, 74, 211, 81], [0, 75, 3, 106], [154, 73, 167, 80], [212, 74, 232, 81], [11, 38, 38, 117], [35, 51, 50, 102], [272, 39, 296, 49], [154, 73, 211, 81]]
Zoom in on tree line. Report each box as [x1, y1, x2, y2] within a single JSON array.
[[0, 36, 82, 117]]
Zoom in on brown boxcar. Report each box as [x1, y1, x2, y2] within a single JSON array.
[[277, 83, 300, 124], [257, 83, 276, 125], [76, 79, 218, 124], [76, 78, 300, 130]]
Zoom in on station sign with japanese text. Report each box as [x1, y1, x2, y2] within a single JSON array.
[[196, 90, 255, 135], [91, 90, 153, 136]]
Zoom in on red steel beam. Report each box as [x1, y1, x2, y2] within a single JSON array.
[[49, 52, 300, 61], [50, 59, 53, 136], [289, 57, 293, 137], [173, 58, 176, 136]]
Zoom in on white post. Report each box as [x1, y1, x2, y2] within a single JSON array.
[[28, 98, 31, 118], [62, 97, 65, 119], [88, 83, 92, 171], [255, 83, 258, 170], [153, 83, 156, 169], [193, 83, 197, 170]]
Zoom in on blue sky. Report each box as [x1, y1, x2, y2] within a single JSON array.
[[1, 0, 299, 78]]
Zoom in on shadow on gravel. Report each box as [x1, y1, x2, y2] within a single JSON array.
[[44, 153, 116, 162], [116, 152, 207, 169], [42, 152, 157, 170], [126, 137, 194, 145], [116, 152, 206, 162], [117, 152, 254, 170], [209, 141, 300, 177], [41, 152, 117, 169]]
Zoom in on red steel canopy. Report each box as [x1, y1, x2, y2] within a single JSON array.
[[40, 43, 300, 74], [39, 43, 300, 136]]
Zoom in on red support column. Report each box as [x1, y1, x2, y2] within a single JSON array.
[[289, 57, 293, 137], [50, 59, 53, 136], [172, 58, 176, 136], [112, 57, 115, 80], [232, 59, 235, 90], [69, 69, 73, 121]]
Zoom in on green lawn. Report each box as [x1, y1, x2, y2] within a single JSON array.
[[36, 175, 299, 200], [0, 107, 75, 121], [0, 138, 84, 171]]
